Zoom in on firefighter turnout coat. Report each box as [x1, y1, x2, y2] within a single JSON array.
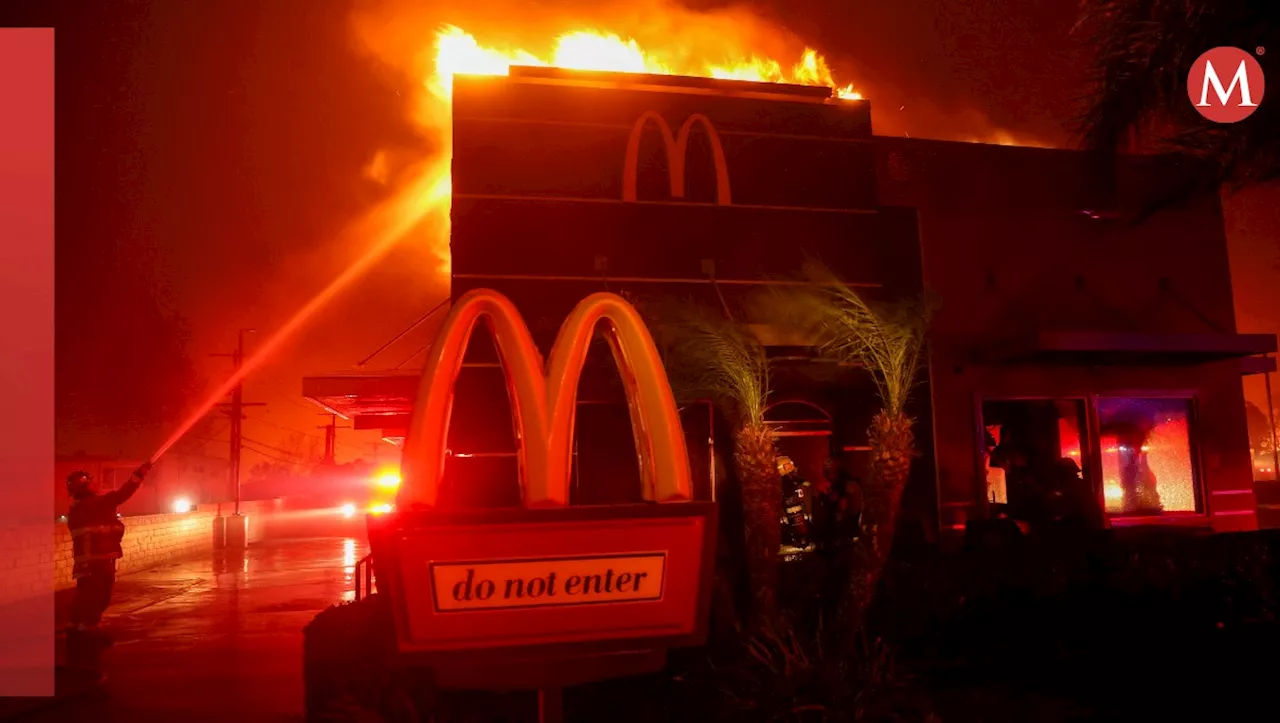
[[68, 474, 143, 579]]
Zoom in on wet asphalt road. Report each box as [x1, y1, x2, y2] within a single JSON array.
[[28, 534, 369, 723]]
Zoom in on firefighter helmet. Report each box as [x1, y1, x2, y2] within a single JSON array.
[[66, 470, 93, 497], [776, 456, 796, 476]]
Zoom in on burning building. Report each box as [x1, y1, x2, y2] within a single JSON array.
[[304, 66, 1272, 537]]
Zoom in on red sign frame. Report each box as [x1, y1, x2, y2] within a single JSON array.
[[369, 502, 716, 687]]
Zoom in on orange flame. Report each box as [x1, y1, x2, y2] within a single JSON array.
[[354, 20, 867, 282], [431, 25, 863, 100], [351, 13, 1040, 292]]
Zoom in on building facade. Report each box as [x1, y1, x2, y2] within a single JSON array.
[[880, 138, 1270, 533], [304, 68, 1272, 536]]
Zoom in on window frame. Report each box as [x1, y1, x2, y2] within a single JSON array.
[[1090, 392, 1207, 525], [973, 395, 1094, 521], [974, 392, 1209, 526]]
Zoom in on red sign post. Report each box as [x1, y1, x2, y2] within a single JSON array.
[[369, 289, 717, 714]]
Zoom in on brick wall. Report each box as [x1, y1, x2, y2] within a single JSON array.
[[0, 526, 57, 608], [0, 499, 280, 607]]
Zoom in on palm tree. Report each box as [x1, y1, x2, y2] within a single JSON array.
[[1076, 0, 1280, 188], [646, 300, 781, 625], [768, 262, 933, 630]]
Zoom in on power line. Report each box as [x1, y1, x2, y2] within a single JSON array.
[[395, 340, 432, 369], [238, 373, 393, 453], [246, 415, 368, 452], [241, 440, 297, 462], [187, 432, 229, 457], [162, 431, 231, 463], [261, 382, 329, 415], [242, 435, 311, 460], [241, 446, 301, 468], [169, 423, 229, 456], [357, 298, 449, 368], [241, 439, 317, 468]]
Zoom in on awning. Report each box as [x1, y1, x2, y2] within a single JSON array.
[[990, 331, 1277, 366], [302, 372, 419, 418], [303, 372, 421, 444], [1242, 356, 1277, 376]]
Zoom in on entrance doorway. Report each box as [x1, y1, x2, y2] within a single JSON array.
[[765, 400, 834, 483]]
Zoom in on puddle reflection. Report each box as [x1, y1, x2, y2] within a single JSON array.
[[343, 538, 357, 586], [213, 548, 249, 577]]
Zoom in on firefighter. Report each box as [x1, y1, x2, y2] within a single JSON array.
[[65, 462, 152, 638], [816, 454, 862, 552], [777, 456, 815, 561]]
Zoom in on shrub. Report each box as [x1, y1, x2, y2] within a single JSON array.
[[711, 618, 939, 723], [302, 594, 427, 723]]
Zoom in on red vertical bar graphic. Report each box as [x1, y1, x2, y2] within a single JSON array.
[[0, 27, 55, 697]]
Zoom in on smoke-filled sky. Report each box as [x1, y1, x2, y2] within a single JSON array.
[[7, 0, 1277, 464]]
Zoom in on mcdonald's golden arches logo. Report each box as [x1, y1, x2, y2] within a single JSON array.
[[622, 111, 732, 206], [399, 289, 693, 509]]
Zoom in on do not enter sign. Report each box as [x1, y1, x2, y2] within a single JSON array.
[[433, 553, 666, 612], [383, 507, 713, 653]]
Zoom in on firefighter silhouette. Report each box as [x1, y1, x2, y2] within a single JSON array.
[[777, 456, 815, 561], [1110, 415, 1162, 513]]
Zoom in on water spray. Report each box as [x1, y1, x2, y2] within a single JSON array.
[[149, 169, 450, 464]]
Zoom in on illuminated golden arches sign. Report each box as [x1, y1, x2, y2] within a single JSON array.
[[400, 289, 692, 509], [622, 111, 732, 206]]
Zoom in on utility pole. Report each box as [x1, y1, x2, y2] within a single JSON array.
[[318, 413, 350, 465], [214, 329, 264, 515]]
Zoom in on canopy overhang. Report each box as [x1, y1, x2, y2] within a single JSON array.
[[990, 331, 1277, 367], [1242, 355, 1277, 376], [303, 372, 418, 443]]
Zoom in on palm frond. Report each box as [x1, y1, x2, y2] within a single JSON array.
[[642, 298, 770, 428], [1075, 0, 1280, 187], [763, 261, 934, 419]]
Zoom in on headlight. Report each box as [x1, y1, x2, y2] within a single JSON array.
[[172, 498, 193, 514], [340, 503, 356, 518]]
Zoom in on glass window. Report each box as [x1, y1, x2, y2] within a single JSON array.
[[1096, 398, 1200, 516], [980, 400, 1093, 523], [1243, 396, 1277, 482]]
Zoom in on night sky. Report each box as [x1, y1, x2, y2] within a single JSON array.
[[6, 0, 1277, 464]]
